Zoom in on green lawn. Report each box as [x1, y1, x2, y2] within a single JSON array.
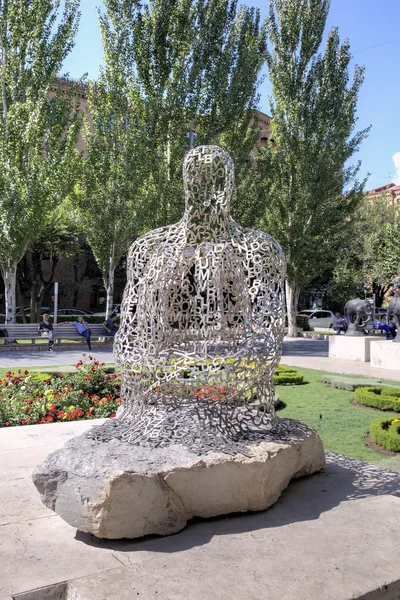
[[278, 366, 400, 468]]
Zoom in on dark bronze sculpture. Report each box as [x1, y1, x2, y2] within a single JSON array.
[[344, 298, 373, 336]]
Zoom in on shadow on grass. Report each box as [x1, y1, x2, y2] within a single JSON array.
[[75, 451, 400, 554]]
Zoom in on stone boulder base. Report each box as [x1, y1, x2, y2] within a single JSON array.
[[33, 419, 325, 539]]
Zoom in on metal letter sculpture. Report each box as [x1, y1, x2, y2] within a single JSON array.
[[111, 146, 286, 453]]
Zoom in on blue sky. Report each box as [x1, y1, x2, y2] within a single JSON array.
[[63, 0, 400, 191]]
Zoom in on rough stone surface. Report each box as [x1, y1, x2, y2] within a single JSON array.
[[32, 418, 325, 539]]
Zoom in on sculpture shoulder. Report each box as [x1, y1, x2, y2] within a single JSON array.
[[233, 223, 285, 262], [128, 222, 183, 260]]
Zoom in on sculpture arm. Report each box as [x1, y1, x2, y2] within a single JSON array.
[[250, 234, 286, 347]]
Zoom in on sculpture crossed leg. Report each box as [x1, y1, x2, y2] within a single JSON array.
[[106, 146, 286, 453]]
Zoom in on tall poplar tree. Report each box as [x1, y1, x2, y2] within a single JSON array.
[[0, 0, 81, 323], [80, 0, 266, 317], [75, 2, 146, 318], [258, 0, 369, 336]]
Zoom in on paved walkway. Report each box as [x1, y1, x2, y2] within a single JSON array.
[[1, 420, 400, 600], [0, 348, 115, 368], [282, 338, 400, 381]]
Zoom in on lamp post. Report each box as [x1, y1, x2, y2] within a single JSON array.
[[54, 282, 59, 325]]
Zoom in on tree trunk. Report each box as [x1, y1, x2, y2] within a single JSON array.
[[285, 279, 300, 337], [105, 259, 115, 319], [16, 280, 27, 324], [1, 264, 17, 324]]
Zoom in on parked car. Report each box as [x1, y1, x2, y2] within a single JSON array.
[[297, 309, 335, 329], [52, 308, 94, 316], [93, 304, 121, 318], [16, 306, 49, 316]]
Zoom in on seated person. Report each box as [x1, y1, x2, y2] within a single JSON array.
[[102, 315, 119, 337], [332, 312, 346, 334], [373, 316, 392, 340], [70, 316, 92, 350], [38, 314, 54, 351]]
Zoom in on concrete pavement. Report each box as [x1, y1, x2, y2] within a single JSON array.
[[282, 338, 400, 381], [0, 348, 115, 368], [1, 420, 400, 600]]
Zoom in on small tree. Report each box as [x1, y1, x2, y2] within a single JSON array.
[[330, 197, 400, 307], [17, 205, 83, 322], [0, 0, 81, 324], [258, 0, 369, 336]]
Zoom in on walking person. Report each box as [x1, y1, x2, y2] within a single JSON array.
[[71, 316, 92, 350], [38, 314, 54, 351]]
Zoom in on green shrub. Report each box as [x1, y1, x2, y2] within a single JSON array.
[[296, 314, 311, 331], [354, 387, 400, 412], [274, 370, 304, 385], [370, 417, 400, 452]]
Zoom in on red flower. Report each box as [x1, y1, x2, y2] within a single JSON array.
[[84, 376, 92, 381], [18, 370, 21, 375], [88, 355, 93, 360], [5, 422, 10, 426], [109, 413, 116, 418], [20, 419, 26, 425], [46, 416, 54, 423], [24, 370, 29, 375], [6, 371, 11, 378]]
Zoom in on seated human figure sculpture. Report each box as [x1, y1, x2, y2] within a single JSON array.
[[114, 145, 286, 450]]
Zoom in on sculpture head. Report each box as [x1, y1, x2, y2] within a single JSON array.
[[183, 145, 234, 216]]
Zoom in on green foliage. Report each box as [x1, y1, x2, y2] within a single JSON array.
[[274, 365, 304, 385], [329, 198, 400, 307], [296, 314, 310, 331], [255, 0, 368, 333], [0, 0, 82, 322], [370, 417, 400, 453], [355, 386, 400, 412], [0, 356, 121, 427]]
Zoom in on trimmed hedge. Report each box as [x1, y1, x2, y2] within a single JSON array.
[[274, 365, 304, 386], [321, 375, 387, 392], [354, 386, 400, 412], [370, 417, 400, 452]]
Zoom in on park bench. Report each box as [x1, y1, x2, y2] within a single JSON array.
[[0, 323, 114, 346]]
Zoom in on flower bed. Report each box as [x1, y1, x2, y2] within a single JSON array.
[[0, 355, 120, 428], [370, 417, 400, 452], [354, 387, 400, 412]]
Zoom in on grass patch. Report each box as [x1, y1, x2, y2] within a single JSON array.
[[277, 367, 400, 465]]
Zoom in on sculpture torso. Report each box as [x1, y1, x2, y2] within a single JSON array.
[[114, 146, 285, 442]]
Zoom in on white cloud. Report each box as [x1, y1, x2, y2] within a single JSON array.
[[392, 152, 400, 185]]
